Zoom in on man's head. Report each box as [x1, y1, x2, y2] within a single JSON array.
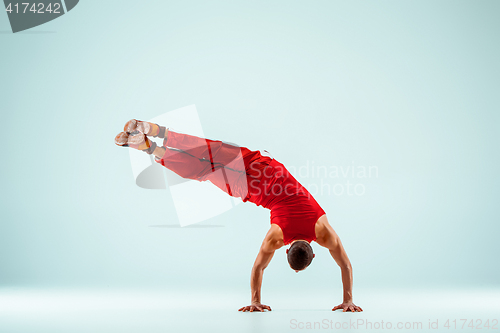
[[286, 240, 315, 272]]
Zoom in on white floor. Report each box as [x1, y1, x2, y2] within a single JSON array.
[[1, 288, 499, 332]]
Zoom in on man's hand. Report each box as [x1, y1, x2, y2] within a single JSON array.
[[238, 303, 272, 312], [332, 302, 363, 312]]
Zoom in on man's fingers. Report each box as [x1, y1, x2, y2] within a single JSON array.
[[332, 304, 363, 312], [239, 305, 273, 312]]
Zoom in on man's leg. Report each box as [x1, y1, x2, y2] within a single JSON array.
[[159, 145, 248, 198], [158, 130, 248, 198], [115, 127, 248, 198], [115, 131, 166, 158], [163, 130, 244, 171], [124, 119, 168, 139], [116, 126, 244, 168]]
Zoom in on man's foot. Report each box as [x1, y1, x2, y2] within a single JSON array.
[[124, 119, 167, 138], [114, 131, 157, 154]]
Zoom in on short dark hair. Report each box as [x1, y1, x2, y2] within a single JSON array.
[[287, 241, 314, 271]]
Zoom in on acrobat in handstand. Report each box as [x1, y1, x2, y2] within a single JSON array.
[[115, 119, 363, 312]]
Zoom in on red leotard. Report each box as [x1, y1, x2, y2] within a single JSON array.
[[156, 130, 325, 245], [245, 158, 325, 245]]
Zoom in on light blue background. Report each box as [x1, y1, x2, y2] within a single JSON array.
[[1, 1, 499, 332]]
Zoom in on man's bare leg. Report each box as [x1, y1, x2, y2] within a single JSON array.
[[124, 119, 168, 138], [114, 131, 166, 158], [115, 118, 170, 158], [152, 146, 166, 159]]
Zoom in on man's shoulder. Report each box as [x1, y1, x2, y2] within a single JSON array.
[[264, 224, 284, 250], [314, 215, 331, 239]]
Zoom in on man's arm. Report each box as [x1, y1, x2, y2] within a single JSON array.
[[238, 226, 281, 312], [316, 217, 363, 312]]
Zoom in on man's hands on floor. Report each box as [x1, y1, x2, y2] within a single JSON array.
[[332, 302, 363, 312], [238, 302, 362, 312], [238, 303, 272, 312]]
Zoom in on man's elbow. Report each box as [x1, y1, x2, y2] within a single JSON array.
[[252, 264, 267, 274], [339, 262, 352, 271]]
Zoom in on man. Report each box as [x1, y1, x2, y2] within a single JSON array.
[[115, 119, 363, 313]]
